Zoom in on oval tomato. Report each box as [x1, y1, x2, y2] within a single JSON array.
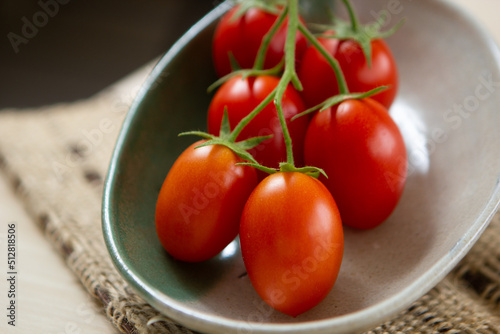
[[155, 140, 258, 262], [298, 35, 340, 108], [212, 5, 307, 77], [208, 75, 308, 170], [304, 98, 407, 230], [240, 172, 344, 317], [298, 36, 398, 109], [337, 39, 398, 109]]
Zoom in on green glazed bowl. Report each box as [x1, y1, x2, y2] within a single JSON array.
[[102, 1, 500, 333]]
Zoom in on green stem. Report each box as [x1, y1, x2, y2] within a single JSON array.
[[342, 0, 360, 32], [273, 0, 302, 166], [298, 23, 350, 95], [207, 60, 284, 93], [253, 6, 288, 70], [228, 87, 277, 142]]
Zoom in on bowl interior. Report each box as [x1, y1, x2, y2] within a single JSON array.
[[103, 0, 500, 333]]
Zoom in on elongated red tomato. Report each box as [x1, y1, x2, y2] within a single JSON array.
[[304, 99, 407, 229], [155, 140, 258, 262], [240, 172, 344, 317], [298, 36, 398, 109], [298, 35, 339, 108], [212, 5, 307, 77], [337, 39, 398, 109], [208, 75, 308, 170]]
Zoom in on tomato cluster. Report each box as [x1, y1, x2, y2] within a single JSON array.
[[155, 0, 407, 318], [208, 74, 308, 171]]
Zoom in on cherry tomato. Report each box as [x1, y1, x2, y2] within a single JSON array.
[[298, 36, 398, 109], [208, 75, 308, 170], [240, 172, 344, 317], [298, 36, 339, 108], [212, 5, 307, 77], [304, 98, 407, 230], [155, 140, 258, 262], [338, 39, 398, 109]]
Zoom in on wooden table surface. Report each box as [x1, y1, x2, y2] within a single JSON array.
[[1, 1, 499, 333]]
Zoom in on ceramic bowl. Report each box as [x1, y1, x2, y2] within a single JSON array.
[[102, 0, 500, 333]]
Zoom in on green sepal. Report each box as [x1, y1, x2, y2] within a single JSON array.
[[237, 135, 273, 150], [194, 138, 259, 164], [236, 162, 278, 175], [178, 108, 272, 166], [178, 131, 215, 140], [218, 107, 273, 150], [375, 17, 406, 39], [279, 162, 328, 179], [219, 107, 232, 139], [313, 1, 405, 68], [228, 51, 242, 73], [179, 108, 233, 140], [292, 85, 388, 120], [207, 59, 284, 93]]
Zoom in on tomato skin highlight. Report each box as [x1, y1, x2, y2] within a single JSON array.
[[155, 140, 258, 262], [240, 172, 344, 317], [304, 99, 407, 230], [212, 5, 307, 77], [207, 75, 308, 170], [298, 36, 398, 109], [337, 39, 398, 109]]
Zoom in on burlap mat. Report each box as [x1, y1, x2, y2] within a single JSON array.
[[0, 61, 499, 334]]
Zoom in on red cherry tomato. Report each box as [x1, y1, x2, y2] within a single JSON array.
[[338, 39, 398, 109], [155, 140, 258, 262], [208, 75, 308, 170], [240, 172, 344, 317], [304, 99, 407, 229], [298, 36, 340, 108], [212, 5, 307, 77], [298, 36, 398, 109]]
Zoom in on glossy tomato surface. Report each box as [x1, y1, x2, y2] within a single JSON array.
[[338, 39, 398, 109], [298, 37, 398, 109], [298, 36, 340, 108], [155, 140, 258, 262], [304, 99, 407, 229], [240, 172, 344, 317], [208, 75, 308, 170], [212, 5, 307, 77]]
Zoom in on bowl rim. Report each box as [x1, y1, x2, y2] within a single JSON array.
[[102, 0, 500, 333]]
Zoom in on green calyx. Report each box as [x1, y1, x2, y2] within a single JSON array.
[[279, 162, 327, 179], [211, 2, 288, 92], [235, 162, 327, 179], [179, 108, 272, 165], [314, 0, 404, 68], [235, 0, 327, 180], [207, 60, 284, 93], [192, 0, 404, 181]]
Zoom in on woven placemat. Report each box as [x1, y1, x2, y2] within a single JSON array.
[[0, 62, 499, 334]]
